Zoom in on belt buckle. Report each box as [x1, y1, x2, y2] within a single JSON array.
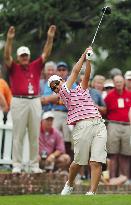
[[28, 96, 33, 99]]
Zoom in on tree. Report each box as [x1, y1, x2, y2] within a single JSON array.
[[0, 0, 131, 76]]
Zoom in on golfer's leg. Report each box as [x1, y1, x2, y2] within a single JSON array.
[[89, 161, 102, 193], [68, 161, 82, 187]]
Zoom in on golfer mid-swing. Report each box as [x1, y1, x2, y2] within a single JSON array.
[[48, 47, 107, 195]]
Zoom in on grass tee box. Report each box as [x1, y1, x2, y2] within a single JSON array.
[[0, 195, 131, 205]]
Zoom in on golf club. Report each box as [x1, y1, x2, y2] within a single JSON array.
[[87, 6, 111, 58]]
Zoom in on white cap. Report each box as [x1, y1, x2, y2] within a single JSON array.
[[124, 71, 131, 80], [48, 75, 62, 87], [42, 111, 54, 120], [104, 82, 114, 88], [17, 46, 30, 56]]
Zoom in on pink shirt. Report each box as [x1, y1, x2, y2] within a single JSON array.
[[9, 57, 43, 96], [39, 127, 65, 156], [59, 83, 101, 125]]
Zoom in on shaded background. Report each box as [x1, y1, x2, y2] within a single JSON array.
[[0, 0, 131, 77]]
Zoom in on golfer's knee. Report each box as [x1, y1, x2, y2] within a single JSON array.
[[69, 161, 81, 171], [90, 161, 101, 169]]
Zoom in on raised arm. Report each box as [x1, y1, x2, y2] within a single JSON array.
[[66, 48, 88, 90], [41, 94, 59, 105], [4, 26, 15, 69], [41, 25, 56, 62], [81, 47, 93, 90]]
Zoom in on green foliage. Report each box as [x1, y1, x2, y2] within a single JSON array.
[[0, 0, 131, 75]]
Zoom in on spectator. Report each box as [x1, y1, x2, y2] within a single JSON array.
[[40, 61, 57, 112], [109, 68, 122, 79], [91, 75, 105, 94], [4, 25, 56, 173], [39, 111, 71, 172], [102, 79, 114, 99], [101, 158, 127, 185], [124, 71, 131, 91], [124, 71, 131, 180], [79, 73, 106, 116], [104, 75, 131, 179], [0, 92, 8, 112], [56, 61, 69, 80], [0, 78, 12, 110]]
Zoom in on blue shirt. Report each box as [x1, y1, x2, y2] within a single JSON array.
[[89, 88, 105, 106], [40, 79, 53, 111]]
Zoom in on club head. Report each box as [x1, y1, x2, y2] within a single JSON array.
[[102, 6, 111, 15]]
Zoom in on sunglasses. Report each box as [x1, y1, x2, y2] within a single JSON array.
[[104, 86, 114, 90], [50, 81, 60, 91]]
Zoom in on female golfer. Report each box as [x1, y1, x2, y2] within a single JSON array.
[[48, 47, 107, 195]]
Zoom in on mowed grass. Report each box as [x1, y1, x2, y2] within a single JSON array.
[[0, 194, 131, 205]]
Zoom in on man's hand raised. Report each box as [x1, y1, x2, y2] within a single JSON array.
[[7, 26, 15, 40], [47, 25, 56, 39]]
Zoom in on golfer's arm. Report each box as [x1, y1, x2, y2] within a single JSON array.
[[4, 38, 13, 69], [41, 94, 59, 105], [66, 53, 85, 90], [81, 60, 91, 90]]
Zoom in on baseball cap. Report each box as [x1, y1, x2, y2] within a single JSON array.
[[42, 111, 54, 120], [48, 75, 62, 87], [17, 46, 30, 56], [104, 79, 114, 88], [124, 71, 131, 80], [57, 61, 68, 69]]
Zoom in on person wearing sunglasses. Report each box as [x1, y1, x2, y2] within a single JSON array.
[[48, 47, 107, 195]]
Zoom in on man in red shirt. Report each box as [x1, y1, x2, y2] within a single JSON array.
[[4, 25, 56, 173], [105, 75, 131, 179]]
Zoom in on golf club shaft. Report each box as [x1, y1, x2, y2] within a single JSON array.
[[91, 7, 107, 46]]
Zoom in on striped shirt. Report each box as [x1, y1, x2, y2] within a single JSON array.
[[59, 83, 101, 125]]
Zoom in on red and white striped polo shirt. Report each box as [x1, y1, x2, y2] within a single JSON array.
[[59, 83, 101, 125]]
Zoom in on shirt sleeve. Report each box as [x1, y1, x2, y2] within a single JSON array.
[[59, 82, 70, 108], [31, 56, 44, 73]]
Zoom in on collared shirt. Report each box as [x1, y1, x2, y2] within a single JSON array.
[[104, 88, 131, 122], [9, 57, 43, 95], [53, 82, 77, 112], [59, 83, 101, 125], [39, 127, 65, 156]]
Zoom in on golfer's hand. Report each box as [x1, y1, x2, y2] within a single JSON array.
[[47, 25, 56, 39], [86, 47, 94, 61], [7, 26, 15, 39]]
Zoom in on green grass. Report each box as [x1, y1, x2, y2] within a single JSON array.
[[0, 195, 130, 205]]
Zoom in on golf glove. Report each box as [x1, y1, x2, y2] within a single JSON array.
[[86, 48, 94, 61]]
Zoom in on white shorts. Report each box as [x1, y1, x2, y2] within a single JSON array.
[[72, 118, 107, 165]]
